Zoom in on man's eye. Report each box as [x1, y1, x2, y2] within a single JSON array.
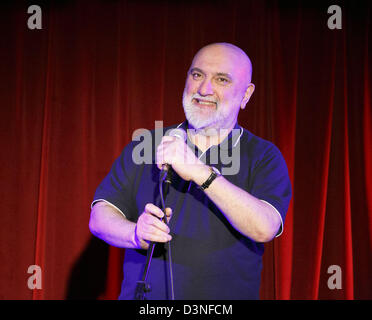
[[192, 72, 202, 79], [217, 77, 229, 84]]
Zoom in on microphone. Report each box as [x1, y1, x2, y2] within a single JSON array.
[[160, 128, 187, 183]]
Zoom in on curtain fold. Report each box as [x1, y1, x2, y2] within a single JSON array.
[[0, 0, 371, 300]]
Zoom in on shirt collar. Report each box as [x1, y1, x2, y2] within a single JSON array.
[[177, 120, 243, 151]]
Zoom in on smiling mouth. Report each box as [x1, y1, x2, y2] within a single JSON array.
[[192, 98, 217, 107]]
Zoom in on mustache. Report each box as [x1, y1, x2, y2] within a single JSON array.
[[191, 93, 218, 104], [191, 93, 217, 103]]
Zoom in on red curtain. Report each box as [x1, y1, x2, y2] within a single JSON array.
[[0, 0, 371, 300]]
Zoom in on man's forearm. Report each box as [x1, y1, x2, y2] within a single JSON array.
[[194, 165, 281, 242], [89, 202, 140, 249]]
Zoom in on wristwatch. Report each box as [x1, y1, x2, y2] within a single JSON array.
[[198, 166, 222, 191]]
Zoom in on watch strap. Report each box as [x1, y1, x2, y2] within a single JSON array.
[[199, 167, 220, 191]]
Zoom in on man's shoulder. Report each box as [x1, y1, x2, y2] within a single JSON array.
[[239, 126, 283, 159], [240, 126, 276, 148]]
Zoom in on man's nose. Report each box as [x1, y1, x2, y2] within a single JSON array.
[[198, 78, 214, 96]]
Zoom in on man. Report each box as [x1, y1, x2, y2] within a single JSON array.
[[89, 43, 292, 299]]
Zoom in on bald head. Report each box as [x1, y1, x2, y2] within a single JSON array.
[[191, 42, 253, 85]]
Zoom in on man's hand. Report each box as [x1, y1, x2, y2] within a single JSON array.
[[134, 203, 173, 250], [156, 136, 207, 182]]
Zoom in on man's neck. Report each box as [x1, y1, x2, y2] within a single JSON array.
[[187, 122, 236, 153]]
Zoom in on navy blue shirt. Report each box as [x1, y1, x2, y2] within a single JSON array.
[[92, 121, 292, 300]]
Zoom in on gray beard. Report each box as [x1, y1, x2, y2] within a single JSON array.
[[183, 99, 225, 133]]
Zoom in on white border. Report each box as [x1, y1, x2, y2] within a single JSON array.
[[91, 199, 127, 218], [260, 199, 284, 237]]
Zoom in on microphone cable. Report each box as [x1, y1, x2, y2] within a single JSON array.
[[159, 170, 175, 300]]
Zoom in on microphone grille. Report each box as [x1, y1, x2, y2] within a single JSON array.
[[168, 128, 187, 141]]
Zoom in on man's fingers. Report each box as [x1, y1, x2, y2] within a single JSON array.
[[156, 137, 178, 170], [143, 203, 173, 226], [135, 228, 169, 250], [165, 207, 173, 217], [156, 145, 172, 170], [142, 213, 170, 233], [142, 227, 172, 243], [144, 203, 164, 219], [136, 204, 173, 247], [164, 207, 173, 224], [161, 136, 176, 143], [136, 222, 172, 244]]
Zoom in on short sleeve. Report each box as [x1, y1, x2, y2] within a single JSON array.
[[92, 142, 138, 221], [249, 144, 292, 236]]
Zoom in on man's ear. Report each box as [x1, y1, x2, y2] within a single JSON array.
[[240, 83, 255, 109]]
